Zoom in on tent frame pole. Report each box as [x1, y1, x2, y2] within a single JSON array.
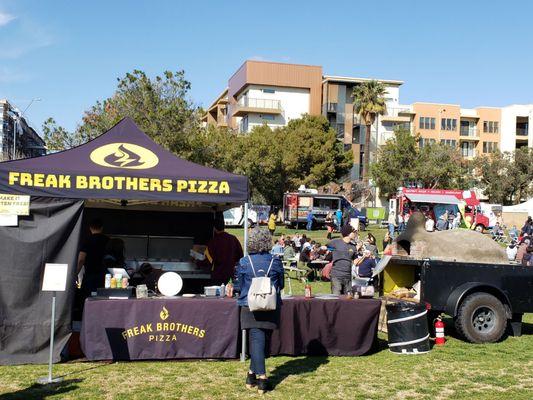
[[240, 202, 250, 362]]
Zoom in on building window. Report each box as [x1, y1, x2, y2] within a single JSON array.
[[483, 141, 498, 153], [239, 115, 249, 133], [261, 115, 275, 121], [418, 138, 436, 147], [483, 121, 499, 133], [441, 118, 457, 131], [461, 142, 475, 157], [262, 88, 275, 94], [440, 139, 457, 147], [419, 117, 436, 130]]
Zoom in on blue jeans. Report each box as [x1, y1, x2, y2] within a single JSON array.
[[306, 220, 313, 230], [388, 223, 395, 238], [249, 328, 271, 375]]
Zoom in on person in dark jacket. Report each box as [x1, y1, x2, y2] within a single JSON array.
[[235, 228, 284, 394], [77, 218, 109, 298], [199, 213, 243, 285]]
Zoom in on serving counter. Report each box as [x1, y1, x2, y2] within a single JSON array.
[[80, 296, 381, 361]]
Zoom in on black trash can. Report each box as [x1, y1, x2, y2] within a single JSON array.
[[386, 301, 430, 354]]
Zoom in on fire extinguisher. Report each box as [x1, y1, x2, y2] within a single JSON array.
[[434, 317, 445, 346]]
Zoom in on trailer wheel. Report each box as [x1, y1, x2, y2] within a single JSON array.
[[474, 224, 484, 233], [455, 292, 506, 343]]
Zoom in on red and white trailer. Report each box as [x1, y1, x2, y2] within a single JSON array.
[[389, 188, 490, 232]]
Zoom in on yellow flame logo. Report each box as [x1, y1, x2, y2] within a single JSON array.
[[90, 142, 159, 169], [160, 306, 169, 321]]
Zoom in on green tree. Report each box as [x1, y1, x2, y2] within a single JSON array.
[[352, 80, 387, 183], [223, 115, 353, 205], [473, 147, 533, 205], [369, 128, 418, 198], [42, 70, 202, 159], [370, 128, 468, 198], [42, 117, 76, 151]]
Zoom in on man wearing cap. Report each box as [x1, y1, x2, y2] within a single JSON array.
[[327, 225, 357, 295], [200, 213, 243, 285]]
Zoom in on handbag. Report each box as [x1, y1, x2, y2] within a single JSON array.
[[247, 256, 277, 312]]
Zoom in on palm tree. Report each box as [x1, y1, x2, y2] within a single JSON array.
[[353, 80, 387, 183]]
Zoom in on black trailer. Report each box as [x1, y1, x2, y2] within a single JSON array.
[[380, 256, 533, 343]]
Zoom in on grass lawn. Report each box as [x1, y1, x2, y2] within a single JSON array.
[[1, 315, 532, 399], [1, 226, 532, 399]]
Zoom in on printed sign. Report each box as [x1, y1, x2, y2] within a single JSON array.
[[0, 194, 30, 215], [0, 214, 18, 226], [42, 263, 69, 292]]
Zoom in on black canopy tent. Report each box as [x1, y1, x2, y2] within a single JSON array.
[[0, 118, 249, 365]]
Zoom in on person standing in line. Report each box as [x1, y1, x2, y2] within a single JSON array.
[[327, 225, 357, 295], [235, 228, 284, 394]]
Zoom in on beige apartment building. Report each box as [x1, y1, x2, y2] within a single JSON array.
[[204, 60, 532, 180]]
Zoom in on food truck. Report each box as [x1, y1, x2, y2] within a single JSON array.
[[389, 188, 490, 232], [283, 191, 367, 229]]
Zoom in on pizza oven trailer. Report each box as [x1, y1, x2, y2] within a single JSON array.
[[380, 256, 533, 343]]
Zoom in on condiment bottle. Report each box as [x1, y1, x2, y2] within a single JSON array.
[[304, 282, 312, 299], [110, 277, 117, 289]]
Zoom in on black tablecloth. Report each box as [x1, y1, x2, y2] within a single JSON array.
[[80, 296, 381, 360], [80, 297, 239, 360], [271, 297, 381, 356]]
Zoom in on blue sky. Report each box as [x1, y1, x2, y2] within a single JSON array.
[[1, 0, 533, 134]]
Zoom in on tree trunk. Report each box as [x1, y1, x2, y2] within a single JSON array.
[[362, 123, 371, 183]]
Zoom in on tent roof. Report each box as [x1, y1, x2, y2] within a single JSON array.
[[405, 193, 462, 205], [0, 118, 248, 205]]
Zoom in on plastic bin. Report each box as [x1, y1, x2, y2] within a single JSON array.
[[386, 301, 430, 354]]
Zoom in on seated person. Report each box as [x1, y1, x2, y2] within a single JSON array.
[[271, 240, 284, 256], [508, 225, 520, 241], [522, 246, 533, 267], [283, 241, 296, 261], [297, 247, 314, 281], [491, 223, 504, 240], [354, 250, 376, 278], [506, 240, 518, 261]]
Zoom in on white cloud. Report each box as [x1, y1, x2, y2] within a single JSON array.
[[0, 67, 30, 83], [0, 17, 53, 59], [0, 12, 15, 27]]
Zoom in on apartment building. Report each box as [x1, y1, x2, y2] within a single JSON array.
[[321, 75, 404, 180], [203, 60, 323, 133], [396, 102, 532, 158], [204, 60, 531, 182], [0, 99, 46, 161], [204, 60, 403, 180]]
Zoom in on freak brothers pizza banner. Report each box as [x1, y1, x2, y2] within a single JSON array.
[[81, 298, 240, 360], [0, 139, 248, 202]]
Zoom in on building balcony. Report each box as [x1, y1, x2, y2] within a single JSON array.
[[233, 98, 282, 117], [323, 102, 337, 114], [380, 107, 413, 122], [460, 126, 479, 138]]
